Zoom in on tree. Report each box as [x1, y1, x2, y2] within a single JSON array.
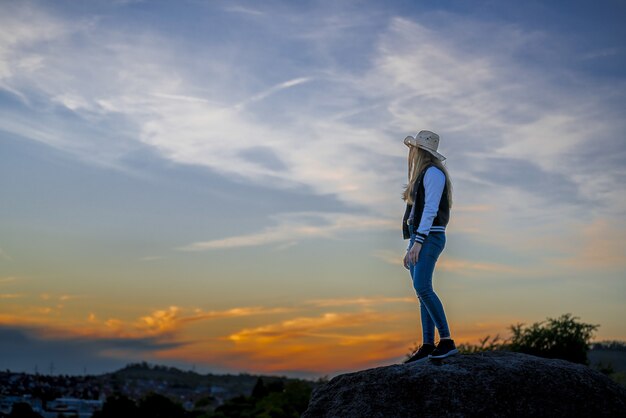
[[9, 402, 44, 418], [137, 392, 187, 418], [251, 377, 269, 399], [407, 313, 601, 365], [92, 393, 139, 418], [505, 313, 599, 364], [209, 379, 313, 418]]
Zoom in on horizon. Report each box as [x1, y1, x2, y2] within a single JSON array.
[[1, 0, 625, 380], [4, 337, 626, 381]]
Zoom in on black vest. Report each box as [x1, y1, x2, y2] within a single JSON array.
[[402, 163, 450, 239]]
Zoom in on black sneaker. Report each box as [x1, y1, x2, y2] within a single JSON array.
[[428, 338, 459, 359], [404, 343, 436, 364]]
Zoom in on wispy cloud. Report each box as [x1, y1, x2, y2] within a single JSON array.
[[3, 4, 623, 231], [222, 5, 266, 16], [371, 249, 403, 267], [0, 294, 23, 299], [304, 296, 414, 307], [371, 249, 522, 277], [233, 77, 312, 110], [438, 258, 521, 276], [176, 211, 394, 251]]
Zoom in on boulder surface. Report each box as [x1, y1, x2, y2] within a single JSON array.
[[302, 350, 626, 417]]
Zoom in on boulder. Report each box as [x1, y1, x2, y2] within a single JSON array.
[[302, 350, 626, 417]]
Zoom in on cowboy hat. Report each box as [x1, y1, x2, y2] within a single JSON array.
[[404, 130, 446, 161]]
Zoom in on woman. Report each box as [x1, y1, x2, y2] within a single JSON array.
[[401, 130, 458, 363]]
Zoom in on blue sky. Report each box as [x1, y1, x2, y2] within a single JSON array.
[[1, 0, 625, 378]]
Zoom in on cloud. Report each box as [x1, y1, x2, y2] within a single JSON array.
[[304, 296, 414, 307], [219, 310, 411, 374], [0, 3, 402, 217], [136, 306, 181, 335], [95, 304, 298, 339], [367, 16, 626, 219], [0, 294, 23, 299], [182, 306, 295, 323], [2, 4, 624, 232], [222, 5, 266, 17], [0, 324, 184, 375], [233, 77, 312, 110], [0, 300, 296, 341], [176, 211, 394, 251], [371, 249, 404, 266], [438, 258, 522, 276], [371, 248, 521, 277]]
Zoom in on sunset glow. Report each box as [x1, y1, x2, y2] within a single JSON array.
[[1, 0, 625, 380]]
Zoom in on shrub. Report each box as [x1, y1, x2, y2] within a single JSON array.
[[505, 313, 599, 365]]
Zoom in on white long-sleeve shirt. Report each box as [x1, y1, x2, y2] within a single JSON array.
[[408, 166, 446, 246]]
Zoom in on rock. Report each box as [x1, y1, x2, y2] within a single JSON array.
[[302, 350, 626, 418]]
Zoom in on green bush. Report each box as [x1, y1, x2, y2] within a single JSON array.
[[409, 313, 600, 365], [209, 377, 312, 418], [505, 313, 599, 365]]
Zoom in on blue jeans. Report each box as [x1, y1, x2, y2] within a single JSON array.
[[407, 231, 450, 344]]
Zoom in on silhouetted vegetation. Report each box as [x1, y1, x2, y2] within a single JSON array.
[[92, 393, 139, 418], [507, 313, 599, 364], [407, 313, 626, 388], [409, 313, 607, 364], [456, 334, 508, 354], [138, 392, 188, 418], [9, 402, 44, 418], [93, 392, 191, 418], [207, 377, 312, 418], [91, 377, 315, 418]]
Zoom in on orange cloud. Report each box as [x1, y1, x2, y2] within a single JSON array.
[[0, 294, 534, 377], [304, 296, 414, 307], [181, 306, 296, 323], [137, 306, 181, 335], [204, 311, 416, 373]]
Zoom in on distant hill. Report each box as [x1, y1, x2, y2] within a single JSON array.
[[103, 361, 318, 400]]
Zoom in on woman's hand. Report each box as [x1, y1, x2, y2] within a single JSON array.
[[405, 242, 422, 267]]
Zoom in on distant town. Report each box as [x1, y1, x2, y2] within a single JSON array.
[[2, 340, 624, 417], [0, 362, 319, 417]]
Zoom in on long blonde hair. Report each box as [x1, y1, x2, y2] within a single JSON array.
[[402, 146, 453, 207]]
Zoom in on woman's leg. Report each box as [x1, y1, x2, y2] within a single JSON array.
[[410, 233, 451, 340], [417, 295, 436, 345]]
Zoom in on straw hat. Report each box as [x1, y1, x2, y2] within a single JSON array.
[[403, 130, 446, 161]]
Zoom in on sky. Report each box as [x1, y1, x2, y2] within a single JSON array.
[[1, 0, 625, 380]]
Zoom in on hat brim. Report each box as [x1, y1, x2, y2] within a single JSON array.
[[419, 146, 446, 161], [405, 136, 446, 161]]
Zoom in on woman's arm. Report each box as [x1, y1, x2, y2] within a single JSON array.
[[406, 166, 445, 265], [414, 166, 446, 244]]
